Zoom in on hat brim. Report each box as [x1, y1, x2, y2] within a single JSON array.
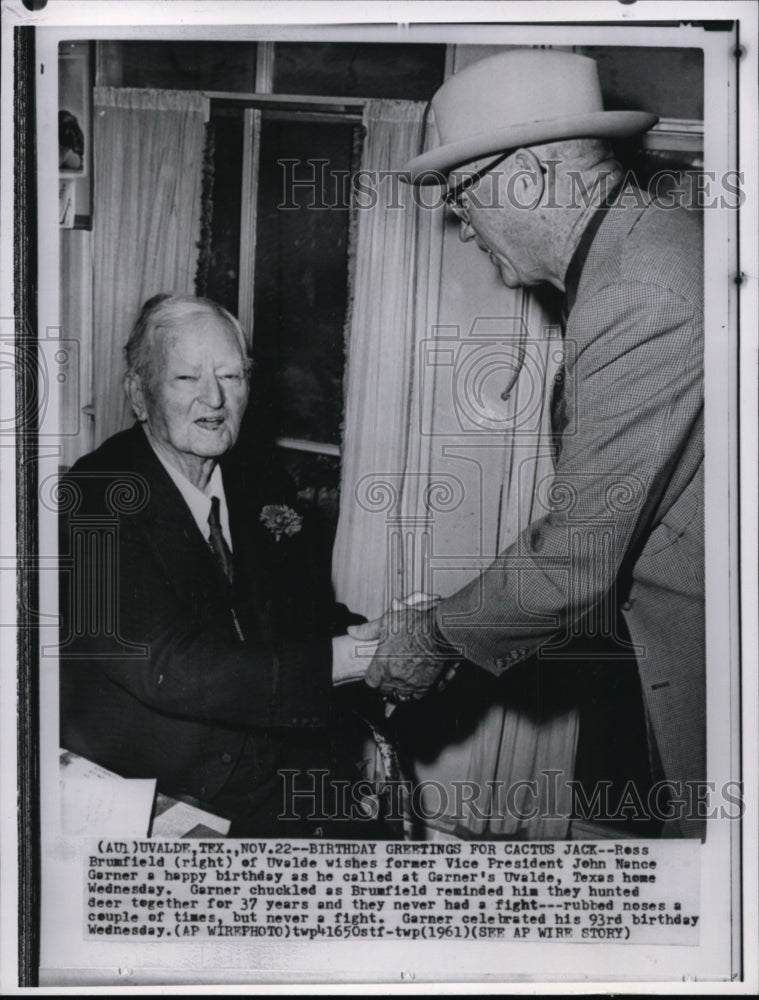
[[405, 110, 658, 184]]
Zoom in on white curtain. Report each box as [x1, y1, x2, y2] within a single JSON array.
[[459, 295, 578, 839], [334, 99, 578, 840], [92, 87, 208, 447], [333, 99, 443, 617], [400, 282, 577, 839]]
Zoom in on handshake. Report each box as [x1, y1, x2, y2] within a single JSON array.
[[331, 593, 460, 705]]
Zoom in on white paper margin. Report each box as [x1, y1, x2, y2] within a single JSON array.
[[1, 0, 757, 994]]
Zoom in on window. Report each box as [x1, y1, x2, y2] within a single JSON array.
[[95, 40, 446, 544], [204, 102, 363, 548]]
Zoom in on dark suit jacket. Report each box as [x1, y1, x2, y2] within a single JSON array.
[[59, 424, 348, 833], [438, 193, 704, 836]]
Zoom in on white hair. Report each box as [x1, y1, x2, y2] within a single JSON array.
[[124, 294, 251, 380]]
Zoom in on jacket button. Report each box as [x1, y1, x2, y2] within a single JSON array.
[[221, 753, 232, 764], [157, 674, 164, 685], [621, 600, 632, 611]]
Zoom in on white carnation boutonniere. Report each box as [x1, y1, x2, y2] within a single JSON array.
[[259, 504, 303, 542]]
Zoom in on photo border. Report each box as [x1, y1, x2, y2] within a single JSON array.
[[2, 1, 757, 993]]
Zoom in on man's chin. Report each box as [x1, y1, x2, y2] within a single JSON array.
[[497, 264, 520, 288], [190, 429, 236, 457]]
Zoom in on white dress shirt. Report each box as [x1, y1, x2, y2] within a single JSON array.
[[147, 435, 233, 551]]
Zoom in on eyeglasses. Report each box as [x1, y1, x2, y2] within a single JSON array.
[[444, 151, 512, 224]]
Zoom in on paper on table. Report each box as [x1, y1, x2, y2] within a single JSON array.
[[61, 774, 156, 837], [60, 749, 123, 781], [151, 799, 230, 838]]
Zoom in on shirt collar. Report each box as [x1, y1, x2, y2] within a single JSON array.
[[145, 430, 233, 550]]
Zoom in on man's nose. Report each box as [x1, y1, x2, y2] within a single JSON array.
[[199, 374, 224, 407], [458, 220, 476, 243]]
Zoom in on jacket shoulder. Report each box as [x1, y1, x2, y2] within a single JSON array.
[[622, 202, 703, 306], [64, 425, 152, 517], [579, 197, 704, 315], [69, 425, 144, 475]]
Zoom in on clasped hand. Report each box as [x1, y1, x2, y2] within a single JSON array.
[[345, 593, 459, 703]]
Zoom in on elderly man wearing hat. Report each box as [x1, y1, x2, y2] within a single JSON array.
[[351, 49, 704, 838]]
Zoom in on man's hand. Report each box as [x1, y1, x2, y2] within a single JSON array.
[[348, 603, 459, 702], [346, 590, 441, 640], [331, 634, 378, 686]]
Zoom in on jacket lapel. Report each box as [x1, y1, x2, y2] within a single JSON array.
[[128, 426, 229, 592]]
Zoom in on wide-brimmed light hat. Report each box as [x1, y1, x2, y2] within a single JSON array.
[[405, 49, 658, 184]]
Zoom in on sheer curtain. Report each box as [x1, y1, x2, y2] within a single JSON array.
[[91, 88, 208, 447], [400, 282, 577, 840], [456, 295, 578, 839], [335, 98, 578, 840], [333, 99, 443, 618]]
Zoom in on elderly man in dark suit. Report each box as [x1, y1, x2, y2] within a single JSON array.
[[351, 49, 704, 837], [59, 294, 372, 836]]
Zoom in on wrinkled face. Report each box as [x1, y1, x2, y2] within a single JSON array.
[[136, 313, 249, 467], [447, 163, 542, 289], [456, 199, 522, 287]]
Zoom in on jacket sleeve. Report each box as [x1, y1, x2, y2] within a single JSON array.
[[60, 497, 332, 730], [435, 280, 703, 675]]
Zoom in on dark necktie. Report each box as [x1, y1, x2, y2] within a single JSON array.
[[550, 363, 568, 463], [207, 495, 233, 584]]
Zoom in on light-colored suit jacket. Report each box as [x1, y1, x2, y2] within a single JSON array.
[[438, 193, 704, 837]]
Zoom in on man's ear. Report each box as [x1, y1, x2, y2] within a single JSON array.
[[511, 148, 545, 210], [124, 372, 148, 422]]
